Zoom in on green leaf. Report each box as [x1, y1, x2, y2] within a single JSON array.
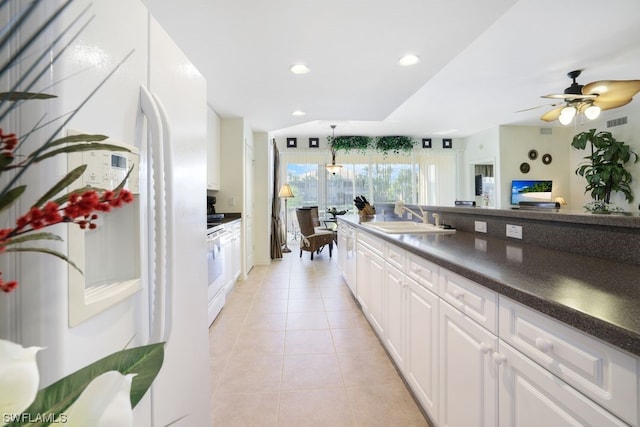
[[0, 153, 15, 170], [329, 135, 372, 154], [113, 165, 135, 192], [0, 91, 56, 101], [33, 143, 131, 163], [33, 164, 87, 207], [0, 185, 26, 213], [4, 247, 82, 273], [3, 232, 63, 245], [45, 134, 109, 149], [11, 343, 164, 427]]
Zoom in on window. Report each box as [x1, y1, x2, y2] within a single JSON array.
[[281, 148, 457, 216]]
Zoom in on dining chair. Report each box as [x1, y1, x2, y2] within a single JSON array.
[[295, 208, 334, 260]]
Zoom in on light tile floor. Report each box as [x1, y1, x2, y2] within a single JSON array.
[[209, 241, 431, 427]]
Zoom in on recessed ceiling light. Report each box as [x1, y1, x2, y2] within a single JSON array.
[[290, 64, 310, 74], [398, 54, 420, 67], [292, 110, 306, 116]]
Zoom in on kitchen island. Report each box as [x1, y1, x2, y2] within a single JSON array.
[[337, 211, 640, 427]]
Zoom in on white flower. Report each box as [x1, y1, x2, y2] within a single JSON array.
[[0, 339, 43, 418], [51, 371, 136, 427]]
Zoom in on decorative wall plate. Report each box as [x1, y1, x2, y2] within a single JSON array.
[[542, 153, 552, 165], [528, 149, 538, 160], [520, 162, 530, 173]]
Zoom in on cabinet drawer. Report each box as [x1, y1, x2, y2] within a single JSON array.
[[406, 253, 438, 294], [439, 269, 497, 334], [499, 297, 638, 426], [385, 243, 405, 271], [499, 341, 629, 427], [357, 230, 384, 256]]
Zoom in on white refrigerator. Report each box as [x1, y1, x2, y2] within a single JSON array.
[[1, 0, 211, 425]]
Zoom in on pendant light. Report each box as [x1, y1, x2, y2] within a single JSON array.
[[326, 124, 342, 175]]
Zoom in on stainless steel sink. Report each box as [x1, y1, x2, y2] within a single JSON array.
[[361, 221, 455, 234]]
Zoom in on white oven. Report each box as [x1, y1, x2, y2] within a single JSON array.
[[207, 225, 226, 325]]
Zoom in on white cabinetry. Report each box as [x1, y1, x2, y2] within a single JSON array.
[[383, 245, 440, 423], [223, 220, 241, 294], [356, 232, 385, 336], [207, 106, 220, 190], [439, 299, 498, 427], [337, 221, 357, 294], [439, 269, 497, 332], [405, 274, 439, 422], [384, 262, 405, 368], [498, 341, 628, 427], [499, 297, 638, 426], [352, 227, 638, 427]]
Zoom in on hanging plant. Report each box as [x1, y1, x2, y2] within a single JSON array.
[[373, 136, 415, 156], [327, 135, 372, 154]]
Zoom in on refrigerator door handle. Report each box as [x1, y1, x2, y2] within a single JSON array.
[[140, 85, 167, 344], [152, 92, 175, 343]]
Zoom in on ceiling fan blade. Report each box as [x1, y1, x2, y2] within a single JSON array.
[[583, 80, 640, 103], [515, 102, 561, 113], [541, 93, 597, 100], [593, 98, 632, 111], [540, 107, 563, 122]]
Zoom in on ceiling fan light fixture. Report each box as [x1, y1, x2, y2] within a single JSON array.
[[561, 105, 576, 117], [558, 106, 576, 125], [558, 114, 573, 125], [558, 105, 577, 125], [584, 105, 601, 120]]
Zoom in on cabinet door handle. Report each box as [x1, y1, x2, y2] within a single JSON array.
[[480, 342, 492, 354], [535, 337, 553, 353], [492, 352, 506, 365], [452, 289, 464, 299]]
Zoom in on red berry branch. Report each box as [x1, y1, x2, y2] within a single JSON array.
[[0, 123, 136, 294]]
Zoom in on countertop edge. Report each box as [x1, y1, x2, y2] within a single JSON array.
[[422, 205, 640, 229]]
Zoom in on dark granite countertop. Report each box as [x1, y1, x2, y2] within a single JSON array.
[[339, 215, 640, 357]]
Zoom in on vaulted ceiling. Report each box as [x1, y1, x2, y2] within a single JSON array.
[[145, 0, 640, 139]]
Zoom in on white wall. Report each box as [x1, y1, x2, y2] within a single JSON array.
[[252, 132, 270, 265], [461, 127, 500, 205], [498, 125, 573, 209], [218, 118, 244, 213]]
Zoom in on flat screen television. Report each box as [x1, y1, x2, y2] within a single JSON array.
[[510, 180, 553, 205]]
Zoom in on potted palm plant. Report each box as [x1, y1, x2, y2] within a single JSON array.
[[571, 129, 638, 212]]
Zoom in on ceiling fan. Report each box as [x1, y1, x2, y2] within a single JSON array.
[[537, 70, 640, 124]]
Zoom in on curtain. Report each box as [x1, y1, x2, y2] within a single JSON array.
[[270, 139, 283, 259]]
